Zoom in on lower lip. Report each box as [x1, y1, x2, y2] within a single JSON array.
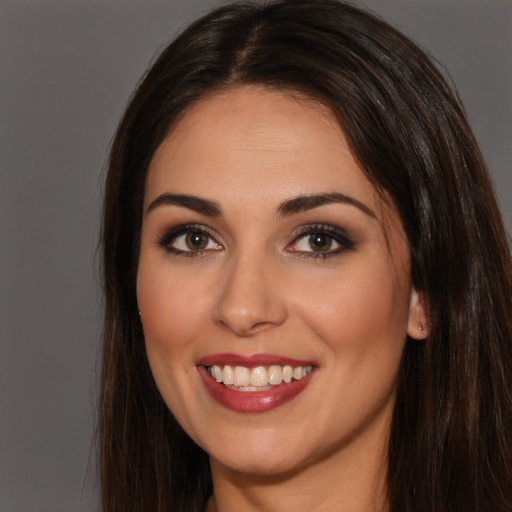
[[198, 366, 315, 413]]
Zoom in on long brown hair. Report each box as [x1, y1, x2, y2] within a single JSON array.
[[100, 1, 512, 510]]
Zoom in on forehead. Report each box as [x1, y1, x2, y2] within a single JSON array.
[[146, 86, 378, 211]]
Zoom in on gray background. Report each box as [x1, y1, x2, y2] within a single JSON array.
[[1, 1, 510, 511]]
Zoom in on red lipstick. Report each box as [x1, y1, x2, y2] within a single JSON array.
[[197, 353, 316, 368], [197, 353, 316, 413]]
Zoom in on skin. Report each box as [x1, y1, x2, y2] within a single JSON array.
[[137, 86, 426, 512]]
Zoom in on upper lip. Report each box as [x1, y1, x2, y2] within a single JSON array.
[[197, 353, 317, 368]]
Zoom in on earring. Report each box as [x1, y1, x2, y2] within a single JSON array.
[[138, 310, 144, 334], [418, 321, 428, 338]]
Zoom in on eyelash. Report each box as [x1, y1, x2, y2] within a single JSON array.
[[288, 223, 355, 260], [157, 223, 355, 259], [157, 224, 221, 257]]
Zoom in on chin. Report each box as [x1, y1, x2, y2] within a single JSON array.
[[211, 451, 303, 478], [204, 427, 319, 478]]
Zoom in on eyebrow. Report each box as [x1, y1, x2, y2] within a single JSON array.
[[146, 193, 222, 216], [146, 191, 376, 219], [277, 193, 376, 219]]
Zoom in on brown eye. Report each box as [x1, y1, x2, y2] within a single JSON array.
[[308, 233, 333, 252], [159, 225, 223, 255], [186, 232, 208, 250], [287, 224, 353, 259]]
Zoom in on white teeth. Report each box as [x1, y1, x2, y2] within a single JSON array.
[[213, 365, 223, 382], [222, 365, 234, 385], [250, 366, 268, 386], [268, 365, 283, 385], [234, 366, 250, 387], [209, 364, 313, 388]]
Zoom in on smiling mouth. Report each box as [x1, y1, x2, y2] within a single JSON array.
[[198, 357, 317, 412], [206, 364, 314, 391]]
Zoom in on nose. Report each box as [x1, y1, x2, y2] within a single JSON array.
[[213, 252, 288, 336]]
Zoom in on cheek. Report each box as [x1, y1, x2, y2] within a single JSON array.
[[137, 268, 189, 389], [294, 265, 410, 432], [296, 261, 410, 359], [137, 257, 212, 346], [136, 264, 209, 424]]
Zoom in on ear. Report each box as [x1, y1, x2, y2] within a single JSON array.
[[407, 288, 428, 340]]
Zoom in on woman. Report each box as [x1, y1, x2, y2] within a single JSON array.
[[100, 1, 512, 511]]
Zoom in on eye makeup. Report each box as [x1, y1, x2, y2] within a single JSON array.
[[287, 223, 355, 260], [156, 221, 355, 261], [156, 223, 223, 257]]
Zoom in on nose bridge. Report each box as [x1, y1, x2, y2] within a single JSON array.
[[213, 244, 287, 336]]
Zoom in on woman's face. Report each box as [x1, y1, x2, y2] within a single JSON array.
[[137, 86, 424, 478]]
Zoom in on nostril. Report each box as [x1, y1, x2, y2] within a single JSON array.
[[212, 258, 288, 335], [215, 316, 278, 336]]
